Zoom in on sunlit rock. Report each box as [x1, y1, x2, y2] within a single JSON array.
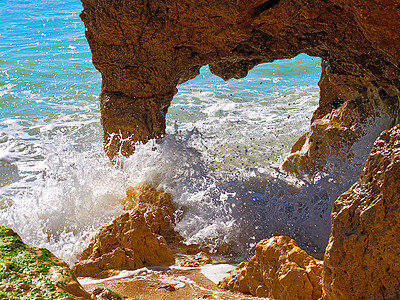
[[79, 0, 400, 296], [282, 61, 394, 175], [124, 184, 178, 243], [176, 251, 213, 267], [323, 124, 400, 299], [73, 210, 175, 278], [124, 184, 231, 255], [218, 236, 323, 299], [81, 0, 400, 173], [91, 288, 124, 300]]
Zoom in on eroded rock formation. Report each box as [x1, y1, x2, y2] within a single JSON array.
[[218, 235, 323, 299], [80, 0, 400, 175], [80, 0, 400, 298], [282, 63, 394, 175], [176, 251, 213, 267], [73, 209, 175, 278], [221, 125, 400, 299], [124, 184, 178, 243], [74, 184, 228, 278], [323, 124, 400, 300]]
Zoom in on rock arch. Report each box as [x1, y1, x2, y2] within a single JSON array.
[[80, 0, 400, 176], [80, 1, 400, 298]]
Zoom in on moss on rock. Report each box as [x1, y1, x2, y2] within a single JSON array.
[[0, 226, 90, 299]]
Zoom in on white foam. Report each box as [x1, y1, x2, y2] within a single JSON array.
[[0, 123, 125, 264], [350, 112, 392, 168], [0, 91, 327, 263], [0, 56, 348, 264], [199, 264, 235, 284], [78, 268, 151, 285]]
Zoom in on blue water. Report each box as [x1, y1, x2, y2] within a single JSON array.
[[1, 0, 99, 117], [0, 0, 338, 264]]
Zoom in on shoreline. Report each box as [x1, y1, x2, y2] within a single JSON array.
[[78, 263, 264, 300]]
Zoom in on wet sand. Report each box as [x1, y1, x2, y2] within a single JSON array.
[[80, 265, 264, 300]]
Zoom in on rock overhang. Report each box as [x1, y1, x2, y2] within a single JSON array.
[[80, 0, 400, 175]]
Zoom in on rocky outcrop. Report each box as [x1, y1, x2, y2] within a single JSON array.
[[73, 209, 175, 278], [124, 184, 178, 243], [0, 226, 91, 299], [80, 0, 400, 174], [282, 63, 394, 175], [74, 184, 228, 278], [79, 1, 400, 297], [219, 125, 400, 299], [218, 235, 323, 299], [74, 185, 179, 278], [323, 124, 400, 300]]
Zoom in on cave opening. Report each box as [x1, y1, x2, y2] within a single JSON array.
[[153, 51, 392, 256], [168, 53, 321, 179], [74, 1, 400, 296], [80, 0, 399, 258], [146, 53, 348, 256]]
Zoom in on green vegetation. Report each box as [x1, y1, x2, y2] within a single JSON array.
[[0, 226, 79, 299]]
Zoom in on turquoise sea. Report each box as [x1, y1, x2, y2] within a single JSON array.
[[1, 0, 350, 264]]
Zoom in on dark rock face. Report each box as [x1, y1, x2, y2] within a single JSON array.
[[80, 0, 400, 170]]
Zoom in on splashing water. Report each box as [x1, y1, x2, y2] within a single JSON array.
[[0, 0, 369, 265]]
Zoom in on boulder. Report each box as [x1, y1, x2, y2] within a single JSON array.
[[218, 235, 323, 299], [73, 210, 175, 278]]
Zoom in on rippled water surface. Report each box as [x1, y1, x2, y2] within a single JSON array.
[[0, 0, 352, 264]]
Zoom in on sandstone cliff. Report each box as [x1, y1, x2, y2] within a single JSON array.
[[79, 0, 400, 298], [323, 124, 400, 300], [80, 0, 400, 175]]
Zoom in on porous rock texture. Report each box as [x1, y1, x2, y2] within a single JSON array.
[[80, 0, 400, 175], [176, 251, 213, 267], [79, 0, 400, 298], [74, 185, 225, 278], [323, 124, 400, 300], [73, 209, 175, 278], [218, 235, 323, 299], [123, 184, 178, 243]]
